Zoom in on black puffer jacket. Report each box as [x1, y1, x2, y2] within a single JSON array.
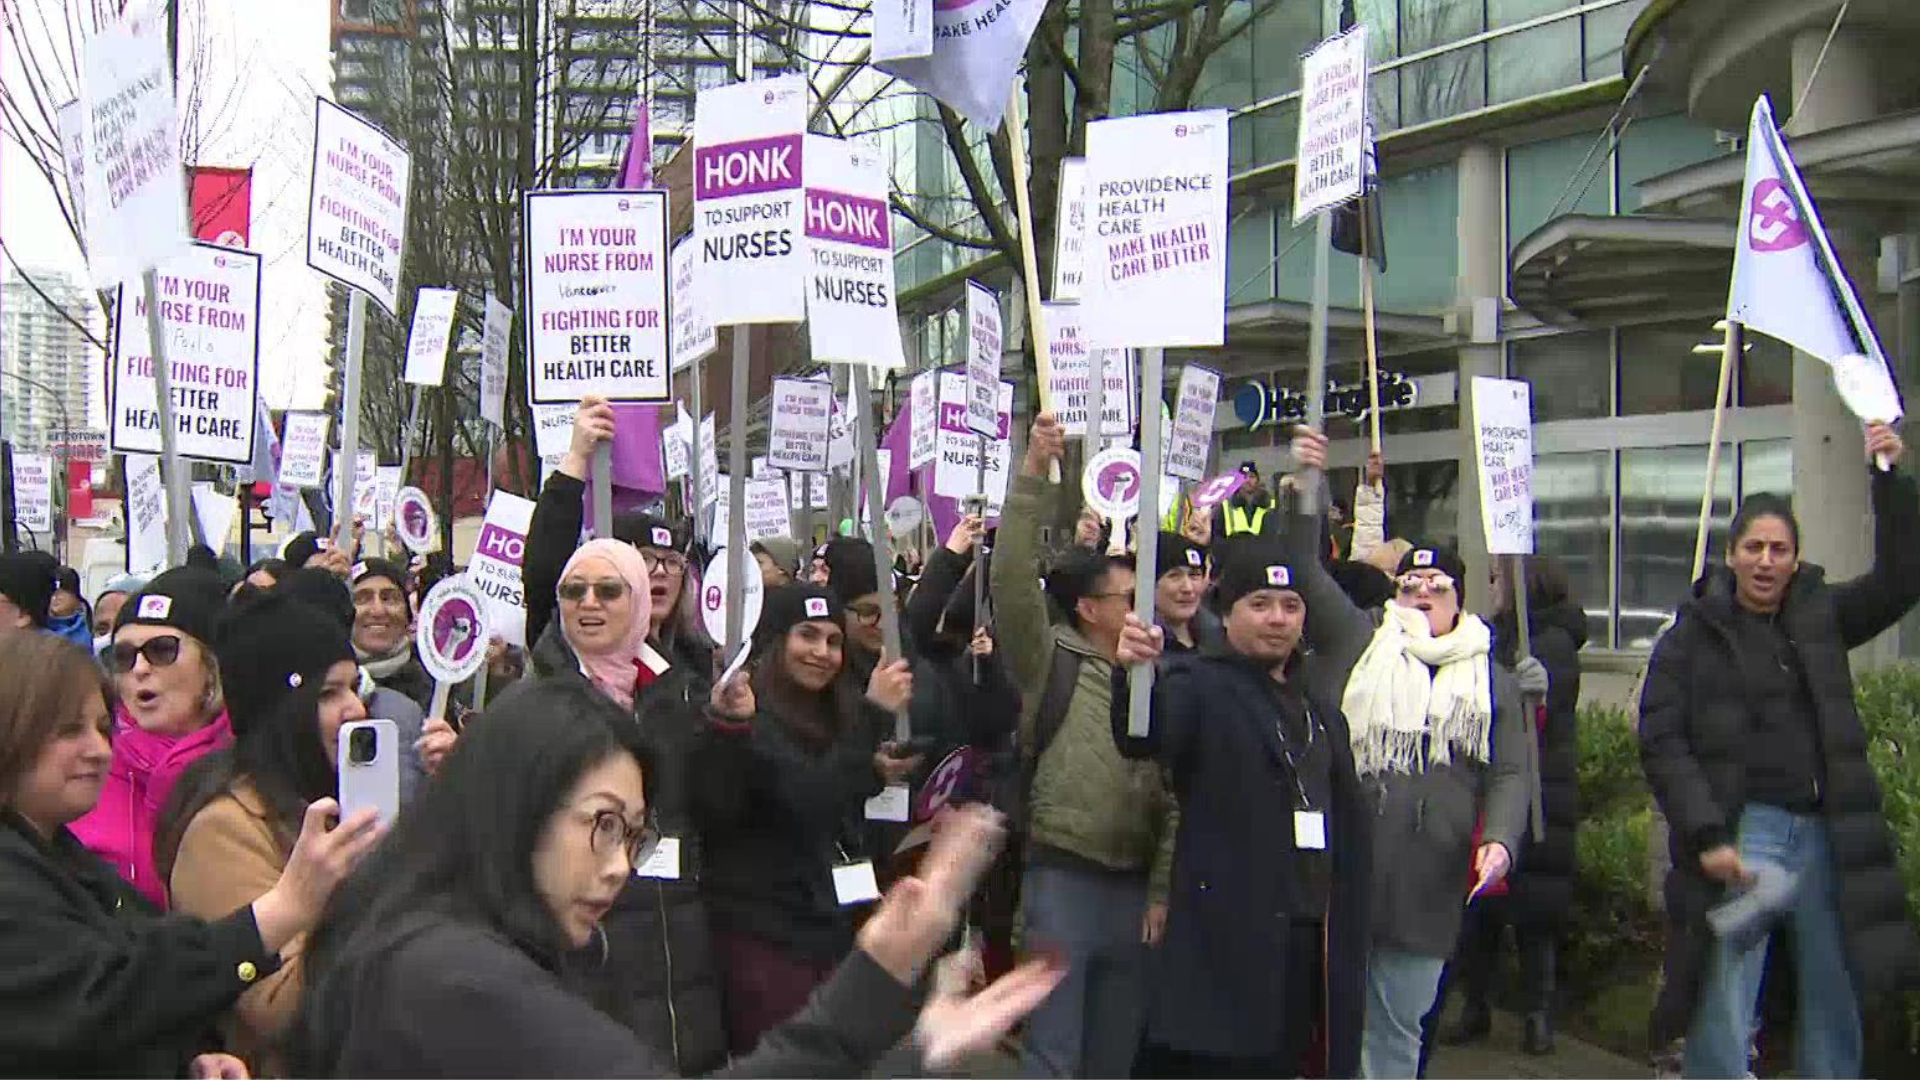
[[1492, 598, 1586, 927], [1639, 467, 1920, 1049], [527, 624, 728, 1074], [904, 548, 1021, 791]]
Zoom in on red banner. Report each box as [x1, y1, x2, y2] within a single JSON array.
[[189, 166, 252, 247], [66, 460, 93, 522]]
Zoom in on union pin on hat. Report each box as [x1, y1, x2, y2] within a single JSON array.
[[804, 597, 830, 618], [1265, 566, 1291, 587], [1186, 549, 1203, 567], [1412, 549, 1435, 567], [137, 595, 173, 619], [650, 526, 673, 547]]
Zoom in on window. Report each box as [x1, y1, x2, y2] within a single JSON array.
[[1487, 20, 1581, 106], [1509, 331, 1609, 421], [1740, 439, 1791, 498], [1619, 323, 1721, 415], [1507, 132, 1611, 253], [1383, 459, 1460, 550], [1618, 445, 1732, 648], [1533, 450, 1613, 646]]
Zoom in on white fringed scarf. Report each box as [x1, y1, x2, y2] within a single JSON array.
[[1342, 604, 1493, 777]]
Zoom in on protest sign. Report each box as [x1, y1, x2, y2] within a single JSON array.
[[190, 483, 235, 549], [352, 451, 378, 521], [12, 453, 53, 535], [532, 402, 574, 466], [699, 548, 765, 644], [1469, 377, 1535, 556], [404, 287, 459, 386], [416, 577, 491, 685], [1043, 302, 1133, 436], [109, 243, 262, 465], [78, 8, 188, 286], [663, 406, 693, 481], [125, 454, 167, 575], [873, 0, 933, 61], [804, 136, 905, 368], [694, 75, 808, 325], [710, 480, 731, 540], [769, 377, 834, 472], [965, 281, 1002, 438], [307, 97, 410, 313], [395, 487, 438, 554], [885, 496, 925, 539], [1293, 27, 1369, 223], [1083, 110, 1229, 349], [277, 411, 330, 489], [932, 371, 1012, 512], [374, 466, 403, 531], [876, 0, 1046, 130], [697, 413, 720, 510], [908, 371, 938, 468], [670, 237, 715, 372], [56, 99, 89, 252], [745, 478, 791, 541], [1186, 471, 1249, 513], [480, 291, 511, 426], [828, 391, 855, 471], [1166, 364, 1221, 481], [469, 490, 536, 648], [524, 190, 670, 403], [1053, 158, 1088, 302], [1082, 446, 1179, 523], [751, 455, 774, 479]]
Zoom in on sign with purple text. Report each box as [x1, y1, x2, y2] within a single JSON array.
[[804, 135, 904, 368], [1469, 377, 1534, 556], [1052, 158, 1088, 302], [307, 97, 411, 314], [404, 287, 459, 386], [468, 490, 536, 647], [908, 371, 939, 468], [524, 190, 670, 403], [964, 281, 1002, 438], [695, 75, 808, 325], [670, 237, 715, 372], [110, 242, 262, 465], [1166, 363, 1222, 481], [932, 371, 1013, 511], [876, 0, 1046, 130], [79, 7, 188, 287], [1043, 302, 1133, 437], [769, 377, 834, 472], [278, 411, 330, 490], [416, 576, 491, 685], [1083, 110, 1229, 349], [1293, 27, 1369, 223], [480, 291, 511, 426], [1186, 471, 1249, 513]]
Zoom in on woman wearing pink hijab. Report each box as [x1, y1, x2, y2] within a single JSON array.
[[521, 536, 732, 1074]]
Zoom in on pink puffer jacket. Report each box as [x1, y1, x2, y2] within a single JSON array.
[[68, 704, 233, 909]]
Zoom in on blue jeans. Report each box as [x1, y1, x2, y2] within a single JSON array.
[[1683, 803, 1861, 1079], [1018, 863, 1149, 1078], [1362, 947, 1445, 1078]]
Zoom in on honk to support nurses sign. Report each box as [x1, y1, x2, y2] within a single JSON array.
[[694, 75, 807, 325], [803, 135, 905, 369], [110, 242, 262, 465], [523, 190, 671, 404]]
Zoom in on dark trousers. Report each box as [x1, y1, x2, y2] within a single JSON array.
[[1449, 896, 1557, 1013], [712, 927, 837, 1057]]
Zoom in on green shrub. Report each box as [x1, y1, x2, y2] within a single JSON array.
[[1563, 704, 1660, 1021], [1855, 665, 1920, 1062]]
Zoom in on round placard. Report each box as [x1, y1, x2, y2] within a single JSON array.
[[394, 487, 439, 554], [415, 576, 491, 685], [885, 496, 926, 538], [1187, 471, 1250, 513], [699, 548, 765, 647], [1082, 447, 1143, 521]]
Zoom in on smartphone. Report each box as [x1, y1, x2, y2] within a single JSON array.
[[338, 719, 400, 827]]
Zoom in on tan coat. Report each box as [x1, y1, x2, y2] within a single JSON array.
[[169, 780, 299, 1077]]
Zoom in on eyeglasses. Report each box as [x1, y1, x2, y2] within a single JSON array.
[[580, 807, 660, 866], [845, 603, 883, 625], [558, 579, 630, 603], [642, 550, 687, 574], [108, 635, 184, 674], [1396, 574, 1455, 598], [1083, 592, 1135, 604]]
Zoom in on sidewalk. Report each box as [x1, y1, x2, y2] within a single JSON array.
[[1427, 1010, 1650, 1079]]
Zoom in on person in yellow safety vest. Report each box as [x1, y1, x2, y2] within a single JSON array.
[[1209, 461, 1275, 537]]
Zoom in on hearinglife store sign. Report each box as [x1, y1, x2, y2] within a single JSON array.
[[1223, 370, 1458, 431]]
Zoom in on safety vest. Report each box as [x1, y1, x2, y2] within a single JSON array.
[[1224, 503, 1269, 535]]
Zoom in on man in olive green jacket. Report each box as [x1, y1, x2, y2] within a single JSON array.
[[992, 413, 1176, 1079]]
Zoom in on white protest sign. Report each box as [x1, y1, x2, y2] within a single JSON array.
[[694, 74, 808, 325], [11, 453, 53, 535], [469, 490, 536, 648], [1043, 302, 1133, 437], [78, 8, 188, 287], [710, 480, 731, 540], [395, 486, 439, 554], [524, 190, 670, 403], [374, 466, 403, 531], [769, 378, 834, 472], [874, 0, 934, 61], [190, 483, 235, 549], [751, 455, 775, 479], [109, 243, 262, 465], [886, 496, 925, 539], [663, 406, 693, 481], [1469, 376, 1535, 556], [1166, 364, 1221, 481], [908, 371, 939, 468], [1053, 158, 1088, 302], [859, 448, 895, 528], [699, 548, 765, 644], [416, 577, 492, 684], [55, 99, 89, 253], [1293, 27, 1369, 223], [532, 402, 575, 463], [828, 392, 855, 471], [697, 413, 720, 510], [278, 411, 330, 489], [1082, 446, 1180, 523], [670, 237, 715, 372], [745, 478, 792, 541], [1084, 110, 1229, 349], [125, 454, 167, 576], [352, 451, 379, 520], [404, 287, 459, 386], [964, 281, 1002, 438], [876, 0, 1046, 130], [479, 291, 511, 426], [804, 136, 905, 368], [932, 371, 1012, 512], [307, 97, 411, 313]]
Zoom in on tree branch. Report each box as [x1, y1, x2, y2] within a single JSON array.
[[889, 194, 998, 251], [0, 239, 106, 350], [935, 102, 1019, 262]]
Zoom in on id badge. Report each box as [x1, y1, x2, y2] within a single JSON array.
[[1293, 810, 1327, 851], [864, 784, 910, 822], [635, 836, 681, 880], [832, 860, 881, 905]]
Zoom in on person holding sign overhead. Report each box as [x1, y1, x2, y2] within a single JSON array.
[[1285, 426, 1534, 1080]]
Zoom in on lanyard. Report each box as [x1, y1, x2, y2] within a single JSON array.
[[1273, 700, 1321, 813]]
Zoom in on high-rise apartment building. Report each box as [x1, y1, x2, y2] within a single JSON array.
[[1, 265, 101, 454]]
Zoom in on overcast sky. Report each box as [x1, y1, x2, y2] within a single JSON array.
[[2, 0, 336, 411]]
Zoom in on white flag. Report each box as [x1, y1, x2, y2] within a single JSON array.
[[1728, 96, 1900, 423], [876, 0, 1047, 130]]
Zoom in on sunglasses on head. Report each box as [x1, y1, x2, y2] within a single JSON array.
[[558, 579, 630, 603], [1396, 574, 1455, 597], [108, 635, 184, 674]]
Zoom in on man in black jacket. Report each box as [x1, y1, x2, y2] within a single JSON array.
[[1640, 422, 1920, 1079], [1112, 540, 1371, 1078]]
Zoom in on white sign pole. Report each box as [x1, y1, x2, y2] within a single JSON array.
[[1127, 346, 1166, 736], [852, 365, 907, 741], [723, 329, 751, 658], [142, 270, 197, 561], [335, 290, 368, 540]]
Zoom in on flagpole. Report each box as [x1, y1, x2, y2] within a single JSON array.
[[1004, 86, 1058, 484], [336, 290, 368, 545], [1360, 199, 1383, 456], [143, 269, 198, 563], [1691, 320, 1740, 582]]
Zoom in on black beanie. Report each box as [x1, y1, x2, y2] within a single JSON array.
[[215, 594, 355, 736], [1212, 539, 1302, 612], [1397, 543, 1469, 606], [755, 583, 844, 651], [115, 567, 228, 646], [350, 558, 408, 594], [282, 531, 324, 569], [614, 511, 689, 553], [821, 537, 879, 604], [274, 567, 356, 635], [0, 552, 58, 628], [1153, 532, 1206, 580]]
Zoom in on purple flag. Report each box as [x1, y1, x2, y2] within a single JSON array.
[[615, 104, 653, 189]]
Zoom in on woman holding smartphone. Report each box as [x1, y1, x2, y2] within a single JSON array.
[[160, 594, 376, 1076]]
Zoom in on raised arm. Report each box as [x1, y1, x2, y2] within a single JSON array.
[[1832, 424, 1920, 648], [990, 415, 1066, 701], [523, 398, 612, 646], [1282, 428, 1380, 693], [1349, 451, 1386, 562]]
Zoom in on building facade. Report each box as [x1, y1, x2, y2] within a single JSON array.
[[1, 265, 101, 455]]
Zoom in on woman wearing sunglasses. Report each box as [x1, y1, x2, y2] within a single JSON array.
[[1286, 426, 1536, 1080], [68, 568, 236, 910]]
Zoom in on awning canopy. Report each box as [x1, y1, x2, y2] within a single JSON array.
[[1508, 214, 1734, 327]]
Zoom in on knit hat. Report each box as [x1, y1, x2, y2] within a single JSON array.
[[1153, 532, 1206, 580], [114, 566, 229, 646], [97, 572, 149, 603], [1212, 539, 1302, 612], [1397, 543, 1468, 605], [0, 551, 58, 627], [756, 582, 843, 650], [613, 511, 689, 553], [273, 567, 356, 634], [281, 531, 325, 569], [820, 537, 879, 604], [214, 593, 356, 737], [751, 537, 804, 577], [350, 558, 408, 593]]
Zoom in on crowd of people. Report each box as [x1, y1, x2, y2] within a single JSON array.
[[0, 400, 1914, 1080]]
